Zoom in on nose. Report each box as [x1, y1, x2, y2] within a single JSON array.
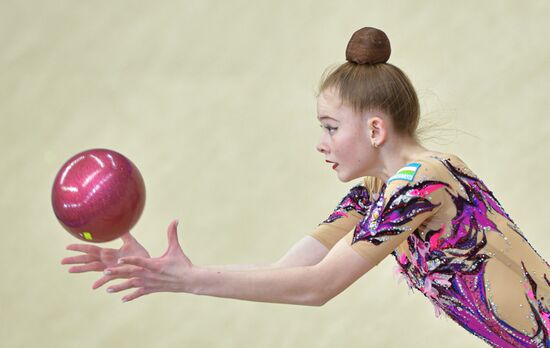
[[316, 136, 328, 154]]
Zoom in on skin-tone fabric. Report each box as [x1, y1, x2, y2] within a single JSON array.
[[311, 153, 550, 347]]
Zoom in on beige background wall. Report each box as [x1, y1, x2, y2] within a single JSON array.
[[1, 1, 549, 347]]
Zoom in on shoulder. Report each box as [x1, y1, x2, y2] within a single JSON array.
[[387, 157, 447, 186], [342, 175, 385, 203], [330, 181, 372, 217], [384, 157, 451, 203]]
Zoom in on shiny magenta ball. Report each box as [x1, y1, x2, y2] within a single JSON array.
[[52, 149, 146, 243]]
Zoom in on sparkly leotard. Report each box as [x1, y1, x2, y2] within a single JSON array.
[[311, 153, 550, 347]]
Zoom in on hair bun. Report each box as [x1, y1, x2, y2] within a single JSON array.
[[345, 27, 391, 64]]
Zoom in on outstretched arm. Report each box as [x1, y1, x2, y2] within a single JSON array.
[[103, 220, 378, 305], [103, 168, 446, 305], [204, 236, 329, 271], [189, 238, 370, 306]]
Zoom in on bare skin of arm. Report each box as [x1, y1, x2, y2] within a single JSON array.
[[62, 227, 330, 289], [204, 236, 330, 271], [102, 220, 379, 305]]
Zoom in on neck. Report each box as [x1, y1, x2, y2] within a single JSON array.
[[373, 136, 429, 182]]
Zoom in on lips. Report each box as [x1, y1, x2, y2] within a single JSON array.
[[325, 160, 339, 170]]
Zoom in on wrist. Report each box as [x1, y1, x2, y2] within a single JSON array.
[[182, 265, 207, 295]]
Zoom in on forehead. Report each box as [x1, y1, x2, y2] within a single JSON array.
[[317, 89, 355, 121]]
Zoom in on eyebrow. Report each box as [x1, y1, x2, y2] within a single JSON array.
[[317, 115, 340, 122]]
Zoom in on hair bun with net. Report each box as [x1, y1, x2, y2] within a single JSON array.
[[345, 27, 391, 64]]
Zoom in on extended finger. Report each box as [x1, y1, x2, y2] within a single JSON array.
[[68, 261, 105, 273], [120, 232, 134, 244], [66, 244, 102, 255], [92, 275, 117, 289], [122, 287, 150, 302], [93, 265, 145, 288], [106, 278, 144, 293], [103, 264, 146, 278], [117, 256, 159, 271], [61, 254, 99, 265], [166, 219, 183, 254]]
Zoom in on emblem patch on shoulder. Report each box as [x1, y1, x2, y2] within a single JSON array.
[[388, 162, 421, 183]]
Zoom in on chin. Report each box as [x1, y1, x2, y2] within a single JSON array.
[[337, 172, 359, 183]]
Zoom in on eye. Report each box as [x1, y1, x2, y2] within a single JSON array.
[[319, 124, 338, 134]]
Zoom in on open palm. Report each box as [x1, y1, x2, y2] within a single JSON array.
[[61, 232, 150, 289]]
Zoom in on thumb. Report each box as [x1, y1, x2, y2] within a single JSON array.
[[165, 219, 184, 256], [120, 232, 133, 244]]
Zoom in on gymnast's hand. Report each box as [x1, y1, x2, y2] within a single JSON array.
[[61, 232, 151, 290], [101, 220, 193, 302]]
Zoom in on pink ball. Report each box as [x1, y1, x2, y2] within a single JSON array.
[[52, 149, 146, 243]]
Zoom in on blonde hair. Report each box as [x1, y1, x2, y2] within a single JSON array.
[[318, 62, 420, 138], [319, 27, 420, 138]]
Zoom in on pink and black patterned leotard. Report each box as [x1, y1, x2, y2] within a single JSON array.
[[311, 153, 550, 347]]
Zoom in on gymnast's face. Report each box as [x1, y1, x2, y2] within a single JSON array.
[[316, 88, 379, 182]]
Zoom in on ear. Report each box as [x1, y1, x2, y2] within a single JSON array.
[[367, 116, 387, 148]]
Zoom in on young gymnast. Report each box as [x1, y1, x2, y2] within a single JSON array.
[[62, 27, 550, 347]]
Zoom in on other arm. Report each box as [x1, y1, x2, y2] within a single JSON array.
[[204, 180, 374, 271], [105, 220, 377, 305], [204, 236, 330, 271]]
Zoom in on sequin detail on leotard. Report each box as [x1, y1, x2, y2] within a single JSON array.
[[322, 184, 371, 224], [347, 157, 550, 347], [352, 180, 446, 245]]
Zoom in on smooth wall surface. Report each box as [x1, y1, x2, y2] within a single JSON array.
[[1, 1, 549, 347]]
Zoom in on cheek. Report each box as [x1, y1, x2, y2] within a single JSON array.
[[352, 139, 374, 166], [334, 138, 354, 157], [333, 129, 370, 159], [347, 133, 370, 153], [336, 138, 366, 164]]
